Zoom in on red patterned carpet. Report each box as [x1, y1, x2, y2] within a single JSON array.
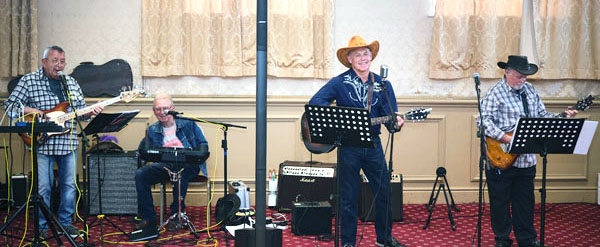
[[1, 203, 600, 246]]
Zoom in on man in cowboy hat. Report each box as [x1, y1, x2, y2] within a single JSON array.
[[309, 36, 406, 247], [480, 55, 578, 247]]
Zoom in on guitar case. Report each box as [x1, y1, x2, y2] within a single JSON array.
[[69, 59, 133, 97]]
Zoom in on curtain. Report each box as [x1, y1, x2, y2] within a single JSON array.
[[141, 0, 334, 78], [429, 0, 523, 79], [0, 0, 38, 78], [533, 0, 600, 79]]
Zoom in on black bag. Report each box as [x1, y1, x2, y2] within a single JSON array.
[[70, 59, 133, 97]]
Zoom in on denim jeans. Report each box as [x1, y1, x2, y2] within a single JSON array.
[[37, 152, 77, 229], [135, 162, 203, 221], [338, 137, 393, 245]]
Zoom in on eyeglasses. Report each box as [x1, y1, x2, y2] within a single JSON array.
[[45, 59, 67, 66], [152, 106, 172, 113]]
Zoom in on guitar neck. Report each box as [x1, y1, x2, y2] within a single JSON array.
[[55, 96, 122, 123], [371, 115, 397, 125]]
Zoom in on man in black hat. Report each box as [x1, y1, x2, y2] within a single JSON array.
[[479, 55, 578, 247]]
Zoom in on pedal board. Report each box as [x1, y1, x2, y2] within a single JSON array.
[[129, 225, 158, 242]]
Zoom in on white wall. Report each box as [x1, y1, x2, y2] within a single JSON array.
[[1, 0, 598, 98]]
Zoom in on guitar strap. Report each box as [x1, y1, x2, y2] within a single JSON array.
[[366, 72, 374, 112]]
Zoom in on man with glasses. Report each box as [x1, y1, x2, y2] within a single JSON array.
[[4, 45, 104, 238], [134, 93, 208, 232]]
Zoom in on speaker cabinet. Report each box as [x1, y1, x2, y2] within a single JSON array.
[[359, 174, 403, 222], [276, 160, 336, 212], [234, 228, 282, 247], [291, 201, 332, 236], [88, 152, 138, 215], [11, 174, 28, 206]]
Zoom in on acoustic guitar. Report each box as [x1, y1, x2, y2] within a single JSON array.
[[486, 95, 595, 170], [20, 88, 145, 146], [301, 108, 432, 154]]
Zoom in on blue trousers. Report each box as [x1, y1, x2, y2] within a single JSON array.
[[338, 137, 393, 245], [37, 152, 77, 230], [486, 166, 537, 245], [135, 162, 202, 221]]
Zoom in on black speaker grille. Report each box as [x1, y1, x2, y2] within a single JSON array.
[[88, 152, 138, 215]]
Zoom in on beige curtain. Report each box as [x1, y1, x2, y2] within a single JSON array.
[[429, 0, 523, 79], [534, 0, 600, 79], [0, 0, 38, 78], [141, 0, 334, 78]]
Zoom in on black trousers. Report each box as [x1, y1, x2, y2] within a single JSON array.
[[486, 166, 537, 245]]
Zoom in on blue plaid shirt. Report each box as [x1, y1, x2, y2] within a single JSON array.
[[4, 68, 87, 155], [480, 77, 559, 168]]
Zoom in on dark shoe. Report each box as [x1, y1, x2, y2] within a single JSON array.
[[134, 219, 157, 231], [165, 219, 179, 232], [495, 240, 513, 247], [519, 240, 540, 247], [61, 224, 81, 238], [37, 229, 50, 239], [376, 237, 407, 247]]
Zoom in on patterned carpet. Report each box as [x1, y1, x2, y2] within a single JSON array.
[[1, 202, 600, 246]]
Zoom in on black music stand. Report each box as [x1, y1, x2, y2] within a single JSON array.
[[304, 104, 373, 247], [508, 117, 586, 247], [82, 110, 139, 243], [0, 123, 78, 246]]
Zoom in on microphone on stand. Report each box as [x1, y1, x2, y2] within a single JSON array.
[[56, 71, 70, 100], [164, 109, 183, 116], [380, 65, 389, 81], [473, 73, 481, 89]]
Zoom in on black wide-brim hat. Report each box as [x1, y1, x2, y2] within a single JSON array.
[[497, 55, 538, 75]]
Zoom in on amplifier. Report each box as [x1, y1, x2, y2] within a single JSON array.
[[276, 160, 336, 212], [11, 174, 28, 206], [359, 173, 403, 222], [88, 152, 138, 215], [291, 201, 332, 236]]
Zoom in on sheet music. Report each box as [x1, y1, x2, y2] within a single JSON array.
[[574, 121, 598, 155]]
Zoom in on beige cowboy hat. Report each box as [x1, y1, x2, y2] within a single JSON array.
[[336, 36, 379, 68]]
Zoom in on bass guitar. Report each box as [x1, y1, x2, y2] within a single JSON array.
[[486, 95, 594, 170], [20, 88, 145, 146], [301, 108, 432, 154]]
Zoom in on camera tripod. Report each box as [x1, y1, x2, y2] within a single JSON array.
[[423, 167, 460, 231]]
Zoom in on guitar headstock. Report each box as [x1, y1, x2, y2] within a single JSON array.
[[574, 95, 594, 111], [120, 86, 148, 103], [404, 108, 432, 121]]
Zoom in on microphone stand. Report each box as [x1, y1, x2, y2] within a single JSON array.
[[171, 114, 246, 244], [380, 77, 399, 244], [474, 75, 487, 247], [59, 75, 92, 246]]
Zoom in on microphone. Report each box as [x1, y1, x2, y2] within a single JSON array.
[[473, 73, 481, 86], [380, 65, 389, 81], [57, 71, 67, 81], [164, 109, 183, 116]]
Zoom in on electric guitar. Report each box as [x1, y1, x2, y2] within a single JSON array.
[[20, 88, 145, 146], [301, 108, 432, 154], [486, 95, 594, 170]]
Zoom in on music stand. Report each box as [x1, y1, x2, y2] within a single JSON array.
[[0, 123, 78, 246], [304, 104, 373, 247], [508, 117, 588, 247], [81, 110, 139, 243]]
